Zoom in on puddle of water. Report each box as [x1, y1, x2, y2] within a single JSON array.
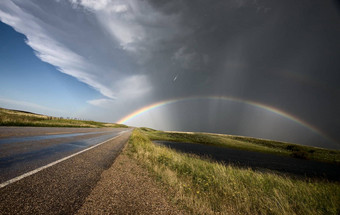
[[154, 141, 340, 181]]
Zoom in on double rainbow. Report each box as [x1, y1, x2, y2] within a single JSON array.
[[117, 96, 335, 144]]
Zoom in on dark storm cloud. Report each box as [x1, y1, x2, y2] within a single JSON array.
[[145, 0, 340, 96], [138, 0, 340, 147], [1, 0, 339, 148]]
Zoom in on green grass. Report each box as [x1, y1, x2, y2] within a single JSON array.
[[127, 129, 340, 215], [140, 127, 340, 164], [0, 107, 128, 128]]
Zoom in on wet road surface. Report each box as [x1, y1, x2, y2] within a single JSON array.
[[0, 126, 132, 214], [155, 141, 340, 181]]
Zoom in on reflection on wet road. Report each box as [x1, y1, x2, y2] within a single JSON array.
[[0, 127, 128, 183], [0, 131, 112, 145]]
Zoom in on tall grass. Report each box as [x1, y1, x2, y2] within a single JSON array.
[[127, 129, 340, 215], [0, 107, 128, 128], [141, 128, 340, 164]]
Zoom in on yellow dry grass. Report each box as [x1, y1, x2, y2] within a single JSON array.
[[127, 129, 340, 215]]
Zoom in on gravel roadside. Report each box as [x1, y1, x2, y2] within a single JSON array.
[[76, 152, 186, 214]]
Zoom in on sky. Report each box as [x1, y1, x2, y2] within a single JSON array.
[[0, 0, 339, 149]]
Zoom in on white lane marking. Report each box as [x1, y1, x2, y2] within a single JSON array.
[[0, 131, 127, 189], [46, 132, 73, 135]]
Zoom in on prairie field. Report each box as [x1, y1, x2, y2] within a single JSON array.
[[0, 107, 128, 128], [127, 128, 340, 215], [142, 127, 339, 164]]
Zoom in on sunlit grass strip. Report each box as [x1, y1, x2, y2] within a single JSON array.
[[0, 107, 128, 128], [127, 129, 340, 215]]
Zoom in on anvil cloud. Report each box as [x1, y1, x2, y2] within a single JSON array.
[[0, 0, 339, 149]]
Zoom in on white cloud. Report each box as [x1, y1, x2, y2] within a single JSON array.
[[112, 4, 128, 13], [0, 97, 62, 114], [0, 0, 182, 103], [71, 0, 183, 52], [87, 74, 151, 107], [116, 75, 151, 97], [87, 98, 114, 107], [70, 0, 112, 11], [0, 1, 117, 99]]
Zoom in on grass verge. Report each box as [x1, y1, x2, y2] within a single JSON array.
[[127, 128, 340, 215], [0, 107, 128, 128], [140, 127, 340, 164]]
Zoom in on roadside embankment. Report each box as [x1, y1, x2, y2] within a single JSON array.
[[76, 131, 185, 214], [127, 128, 340, 215]]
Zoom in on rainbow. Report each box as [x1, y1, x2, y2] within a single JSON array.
[[117, 96, 335, 143]]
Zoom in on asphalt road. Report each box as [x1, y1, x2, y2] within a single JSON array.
[[155, 141, 340, 181], [0, 126, 132, 214]]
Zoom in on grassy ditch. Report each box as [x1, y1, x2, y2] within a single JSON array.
[[0, 107, 128, 128], [127, 129, 340, 215], [141, 127, 340, 164]]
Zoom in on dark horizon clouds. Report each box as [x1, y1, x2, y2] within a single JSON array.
[[0, 0, 339, 149]]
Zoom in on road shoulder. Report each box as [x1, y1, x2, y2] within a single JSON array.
[[76, 152, 186, 214]]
